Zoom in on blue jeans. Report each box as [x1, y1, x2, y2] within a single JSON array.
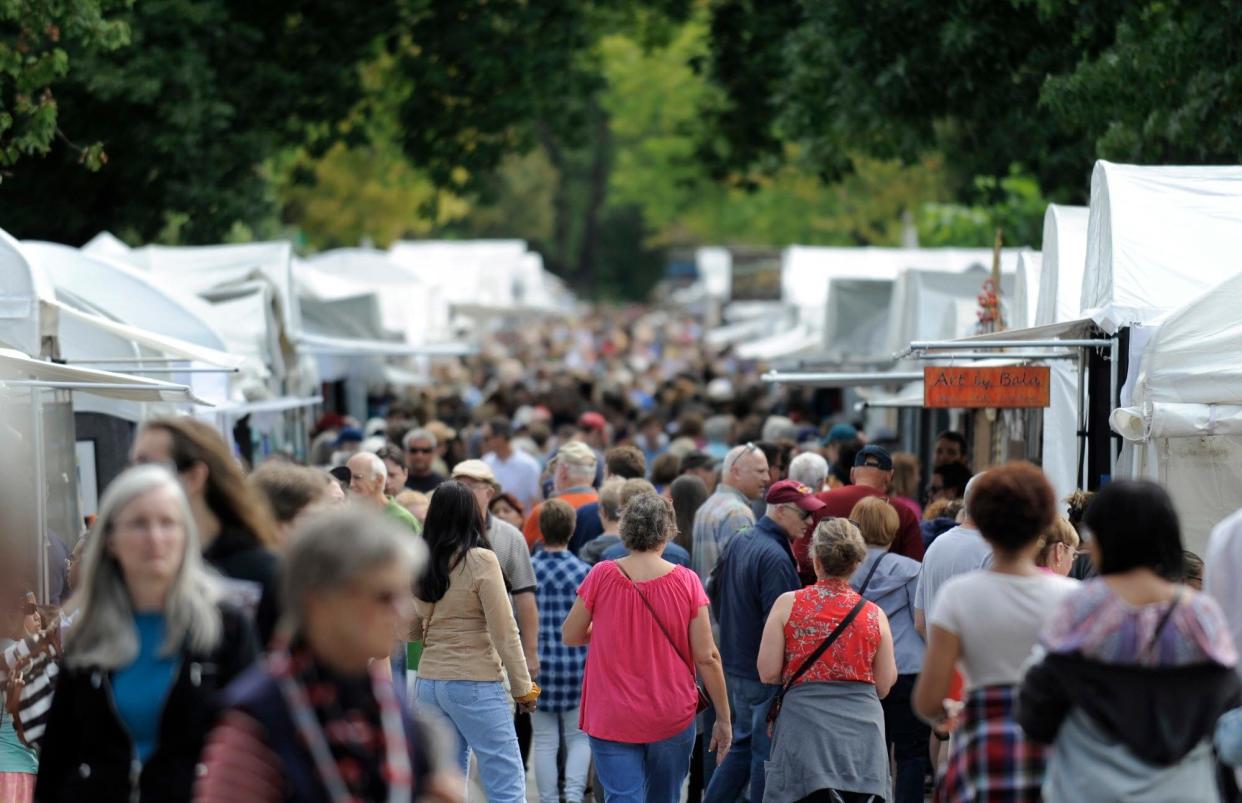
[[590, 719, 696, 803], [704, 674, 778, 803], [885, 674, 931, 803], [415, 679, 526, 802]]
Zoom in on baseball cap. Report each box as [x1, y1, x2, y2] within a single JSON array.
[[765, 479, 826, 513], [335, 427, 364, 446], [854, 445, 893, 471], [578, 412, 607, 432], [823, 423, 858, 445], [451, 459, 496, 484]]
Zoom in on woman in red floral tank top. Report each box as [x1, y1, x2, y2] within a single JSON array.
[[759, 518, 897, 802]]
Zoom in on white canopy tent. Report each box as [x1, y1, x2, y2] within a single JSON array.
[[885, 266, 1015, 358], [695, 247, 732, 301], [741, 247, 1018, 363], [0, 230, 44, 357], [298, 248, 449, 344], [1111, 272, 1242, 551], [1034, 205, 1089, 327], [388, 240, 528, 311], [820, 277, 895, 363], [1013, 250, 1043, 331], [1081, 161, 1242, 333]]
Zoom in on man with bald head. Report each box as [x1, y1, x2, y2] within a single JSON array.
[[690, 442, 770, 582], [346, 451, 421, 534]]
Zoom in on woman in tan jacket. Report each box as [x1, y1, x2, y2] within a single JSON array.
[[411, 481, 538, 803]]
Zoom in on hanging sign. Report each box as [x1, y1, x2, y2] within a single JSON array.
[[923, 365, 1051, 408]]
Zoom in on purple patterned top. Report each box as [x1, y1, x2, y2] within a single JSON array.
[[1041, 577, 1237, 668]]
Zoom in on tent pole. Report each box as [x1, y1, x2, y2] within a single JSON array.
[[1109, 336, 1120, 478], [31, 392, 49, 604], [1076, 351, 1087, 490]]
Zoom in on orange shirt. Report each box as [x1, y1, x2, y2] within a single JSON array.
[[522, 490, 599, 549]]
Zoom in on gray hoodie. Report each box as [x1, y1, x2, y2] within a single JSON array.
[[849, 547, 925, 675]]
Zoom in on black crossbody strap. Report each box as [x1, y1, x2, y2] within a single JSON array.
[[614, 562, 695, 677], [780, 596, 868, 694], [857, 552, 889, 596], [1143, 586, 1184, 659]]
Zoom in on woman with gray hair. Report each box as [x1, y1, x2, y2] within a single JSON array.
[[758, 518, 897, 802], [197, 506, 456, 802], [564, 492, 732, 802], [35, 465, 259, 803]]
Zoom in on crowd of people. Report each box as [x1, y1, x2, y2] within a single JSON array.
[[4, 309, 1242, 802]]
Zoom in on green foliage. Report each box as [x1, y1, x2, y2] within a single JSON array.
[[0, 0, 129, 171], [0, 0, 398, 244], [917, 169, 1048, 248]]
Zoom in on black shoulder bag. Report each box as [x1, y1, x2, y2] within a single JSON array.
[[766, 594, 869, 728], [615, 563, 712, 713]]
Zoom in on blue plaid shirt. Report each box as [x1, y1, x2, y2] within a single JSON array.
[[532, 550, 591, 712]]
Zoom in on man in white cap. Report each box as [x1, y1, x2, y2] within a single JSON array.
[[522, 441, 599, 549]]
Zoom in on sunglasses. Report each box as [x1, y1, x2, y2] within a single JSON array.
[[407, 447, 433, 454]]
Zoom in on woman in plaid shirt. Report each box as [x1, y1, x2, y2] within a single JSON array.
[[530, 499, 591, 803]]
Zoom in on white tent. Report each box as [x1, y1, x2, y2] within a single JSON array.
[[1013, 250, 1043, 331], [1081, 161, 1242, 332], [695, 247, 732, 300], [1111, 272, 1242, 551], [1034, 205, 1089, 327], [820, 278, 896, 362], [0, 230, 44, 357], [389, 240, 529, 309], [298, 248, 449, 345], [885, 267, 1015, 357]]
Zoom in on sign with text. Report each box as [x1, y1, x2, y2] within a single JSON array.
[[923, 365, 1051, 408]]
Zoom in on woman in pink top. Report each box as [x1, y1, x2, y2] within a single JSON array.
[[564, 492, 732, 803]]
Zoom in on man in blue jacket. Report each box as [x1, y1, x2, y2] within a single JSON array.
[[705, 479, 825, 803]]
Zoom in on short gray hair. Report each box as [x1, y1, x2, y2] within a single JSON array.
[[354, 451, 387, 481], [619, 492, 673, 553], [281, 504, 426, 637], [788, 452, 828, 491], [762, 415, 797, 443], [67, 465, 222, 670], [403, 428, 438, 450], [704, 415, 735, 444]]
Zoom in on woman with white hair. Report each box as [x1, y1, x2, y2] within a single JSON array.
[[35, 465, 259, 803], [197, 506, 455, 802]]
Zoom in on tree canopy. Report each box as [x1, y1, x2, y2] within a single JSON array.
[[2, 0, 1241, 298]]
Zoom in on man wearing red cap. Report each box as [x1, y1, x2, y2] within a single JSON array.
[[705, 479, 824, 803]]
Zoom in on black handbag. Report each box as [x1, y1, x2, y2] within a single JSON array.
[[615, 563, 712, 713]]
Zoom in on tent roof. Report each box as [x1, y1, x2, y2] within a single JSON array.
[[0, 230, 44, 356], [821, 277, 895, 361], [1129, 271, 1242, 409], [44, 300, 244, 370], [1082, 161, 1242, 331], [1035, 205, 1089, 326], [23, 241, 231, 353]]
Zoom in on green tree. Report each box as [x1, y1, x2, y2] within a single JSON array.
[[0, 0, 128, 173], [0, 0, 399, 244]]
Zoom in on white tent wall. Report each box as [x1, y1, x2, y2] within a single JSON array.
[[299, 249, 449, 344], [695, 247, 732, 300], [1126, 435, 1242, 554], [389, 240, 528, 309], [820, 278, 894, 361], [1034, 205, 1089, 327], [1043, 361, 1080, 507], [1013, 251, 1042, 331], [885, 267, 1015, 357], [1081, 161, 1242, 332]]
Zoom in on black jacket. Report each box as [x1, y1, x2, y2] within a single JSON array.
[[35, 603, 259, 803], [204, 525, 280, 647], [1018, 651, 1242, 766]]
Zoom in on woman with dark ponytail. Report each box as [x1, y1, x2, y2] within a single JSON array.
[[411, 482, 538, 803]]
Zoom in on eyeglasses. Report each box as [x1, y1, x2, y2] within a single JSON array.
[[407, 447, 433, 454]]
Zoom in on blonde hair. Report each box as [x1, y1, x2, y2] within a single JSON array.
[[811, 518, 867, 578], [66, 465, 222, 670], [1035, 516, 1081, 567], [850, 497, 899, 548]]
